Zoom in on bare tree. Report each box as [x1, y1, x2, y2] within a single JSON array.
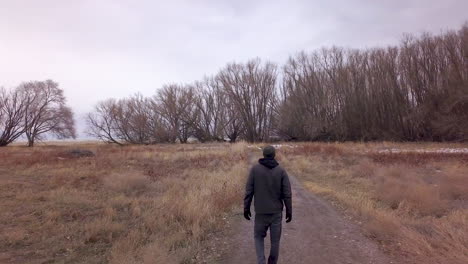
[[191, 78, 227, 142], [113, 94, 156, 144], [18, 80, 76, 147], [221, 93, 245, 142], [399, 25, 468, 141], [155, 84, 197, 143], [87, 99, 124, 145], [0, 87, 28, 146], [148, 98, 172, 143], [218, 59, 278, 142], [87, 95, 172, 145], [280, 51, 336, 140]]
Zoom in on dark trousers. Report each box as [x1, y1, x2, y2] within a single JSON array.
[[254, 213, 282, 264]]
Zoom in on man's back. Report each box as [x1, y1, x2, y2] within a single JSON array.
[[243, 146, 292, 264], [246, 163, 292, 214]]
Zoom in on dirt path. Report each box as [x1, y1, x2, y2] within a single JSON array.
[[219, 175, 393, 264]]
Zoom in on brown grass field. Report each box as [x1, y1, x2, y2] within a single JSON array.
[[277, 142, 468, 264], [0, 143, 249, 263], [1, 142, 467, 264]]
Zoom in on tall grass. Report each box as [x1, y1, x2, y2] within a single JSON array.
[[0, 143, 248, 263], [280, 142, 468, 264], [2, 142, 466, 263]]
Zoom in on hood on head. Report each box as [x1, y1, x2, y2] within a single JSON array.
[[259, 158, 279, 169], [263, 145, 276, 158]]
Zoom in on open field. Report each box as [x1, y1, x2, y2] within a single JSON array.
[[0, 143, 248, 263], [1, 142, 467, 264], [278, 142, 468, 264]]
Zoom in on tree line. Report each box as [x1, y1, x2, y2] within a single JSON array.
[[1, 24, 467, 146], [87, 24, 467, 144], [280, 25, 467, 141], [86, 59, 278, 144]]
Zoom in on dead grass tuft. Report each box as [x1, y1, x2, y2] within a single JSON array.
[[374, 166, 448, 216], [103, 172, 151, 194], [84, 217, 125, 244], [439, 167, 468, 200], [364, 212, 400, 243], [350, 159, 377, 178]]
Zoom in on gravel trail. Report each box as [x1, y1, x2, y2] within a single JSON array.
[[220, 175, 393, 264]]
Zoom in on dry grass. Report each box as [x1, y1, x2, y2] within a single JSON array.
[[0, 142, 248, 264], [2, 141, 467, 264], [279, 142, 468, 264]]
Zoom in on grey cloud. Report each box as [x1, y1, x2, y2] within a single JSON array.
[[0, 0, 466, 137]]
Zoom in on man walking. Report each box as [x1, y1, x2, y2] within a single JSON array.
[[244, 145, 292, 264]]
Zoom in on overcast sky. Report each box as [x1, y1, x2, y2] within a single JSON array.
[[1, 0, 467, 137]]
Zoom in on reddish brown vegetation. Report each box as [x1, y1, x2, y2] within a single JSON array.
[[281, 142, 468, 264]]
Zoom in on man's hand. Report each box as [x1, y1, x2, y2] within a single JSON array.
[[244, 209, 251, 220], [286, 212, 292, 223]]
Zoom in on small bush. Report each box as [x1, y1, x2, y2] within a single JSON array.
[[84, 217, 125, 244]]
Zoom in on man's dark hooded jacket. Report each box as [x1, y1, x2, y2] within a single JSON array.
[[244, 158, 292, 215]]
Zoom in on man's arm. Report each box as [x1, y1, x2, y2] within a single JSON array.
[[282, 169, 292, 222], [243, 167, 254, 220]]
